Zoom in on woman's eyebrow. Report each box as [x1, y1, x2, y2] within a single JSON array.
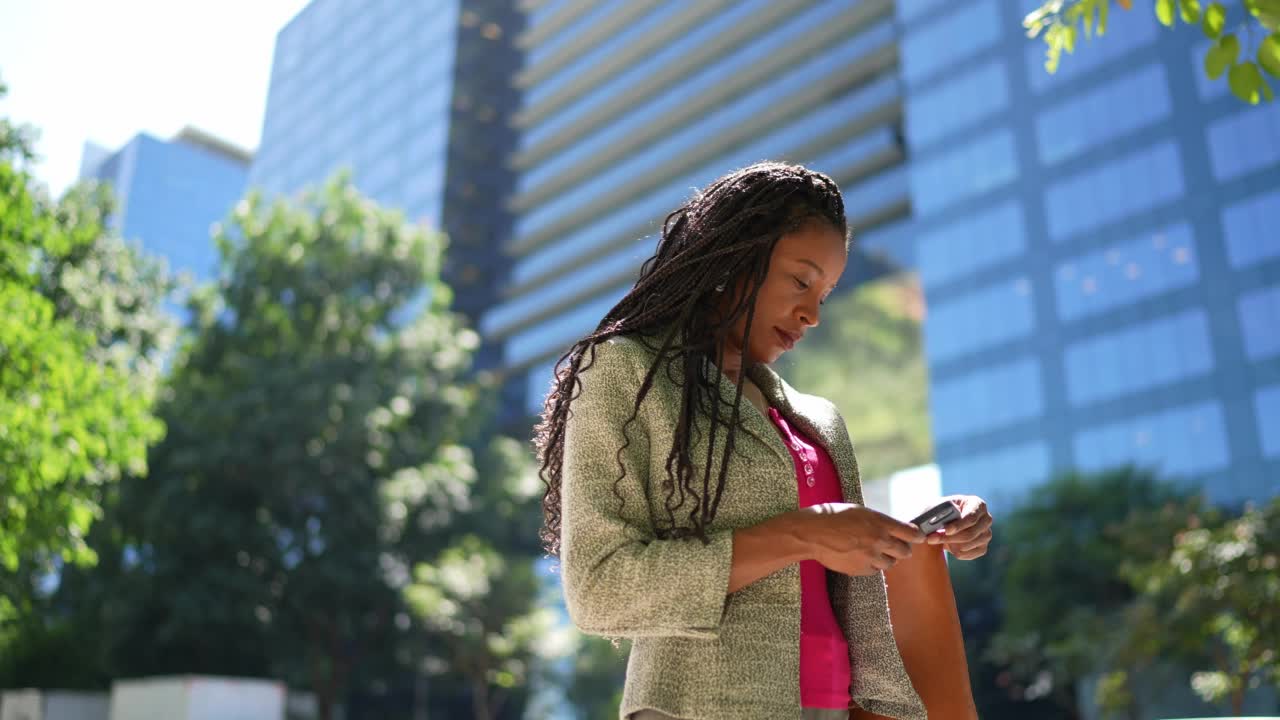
[[794, 258, 825, 276]]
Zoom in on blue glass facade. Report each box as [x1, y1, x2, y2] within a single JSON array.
[[499, 0, 913, 415], [80, 129, 249, 282], [900, 0, 1280, 507], [251, 0, 525, 388]]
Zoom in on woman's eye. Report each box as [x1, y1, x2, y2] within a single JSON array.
[[793, 276, 809, 290]]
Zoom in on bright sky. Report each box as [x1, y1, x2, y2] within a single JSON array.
[[0, 0, 311, 196]]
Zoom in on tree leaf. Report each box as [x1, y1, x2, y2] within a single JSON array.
[[1260, 33, 1280, 78], [1099, 0, 1110, 34], [1157, 0, 1177, 25], [1181, 0, 1203, 23], [1203, 2, 1227, 37], [1228, 61, 1265, 103], [1247, 0, 1280, 30], [1206, 33, 1241, 79]]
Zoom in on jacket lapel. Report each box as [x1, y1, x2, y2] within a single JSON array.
[[748, 362, 865, 505]]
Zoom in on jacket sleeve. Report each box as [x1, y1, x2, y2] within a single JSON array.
[[559, 339, 734, 640]]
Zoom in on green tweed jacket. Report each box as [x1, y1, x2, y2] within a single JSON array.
[[560, 333, 927, 720]]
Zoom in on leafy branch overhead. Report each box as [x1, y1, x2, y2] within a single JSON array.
[[1025, 0, 1280, 104]]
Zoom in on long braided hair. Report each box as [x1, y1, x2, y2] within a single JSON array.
[[533, 161, 848, 557]]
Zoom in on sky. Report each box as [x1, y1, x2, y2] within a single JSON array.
[[0, 0, 311, 196]]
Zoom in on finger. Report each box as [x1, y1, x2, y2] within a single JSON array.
[[926, 530, 946, 545], [944, 512, 980, 535], [945, 510, 992, 539], [885, 520, 927, 544], [870, 555, 896, 571], [944, 523, 985, 546], [879, 537, 914, 559], [947, 530, 992, 555]]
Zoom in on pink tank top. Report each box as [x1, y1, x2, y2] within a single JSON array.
[[765, 406, 853, 710]]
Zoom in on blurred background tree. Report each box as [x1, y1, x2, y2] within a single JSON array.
[[1098, 496, 1280, 717], [0, 77, 180, 675], [1025, 0, 1280, 103], [981, 467, 1200, 717]]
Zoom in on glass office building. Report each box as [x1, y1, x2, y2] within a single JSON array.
[[80, 127, 250, 282], [898, 0, 1279, 507], [250, 0, 524, 376], [494, 0, 916, 416]]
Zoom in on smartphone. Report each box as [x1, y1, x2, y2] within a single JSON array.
[[910, 500, 960, 535]]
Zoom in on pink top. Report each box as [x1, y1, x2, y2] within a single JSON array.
[[765, 406, 853, 710]]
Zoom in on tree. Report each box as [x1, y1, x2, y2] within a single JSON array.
[[0, 77, 177, 638], [1098, 496, 1280, 716], [981, 467, 1196, 718], [106, 175, 488, 720], [1025, 0, 1280, 104]]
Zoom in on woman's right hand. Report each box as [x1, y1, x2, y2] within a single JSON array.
[[799, 503, 926, 576]]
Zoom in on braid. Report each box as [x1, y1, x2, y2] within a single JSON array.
[[533, 161, 847, 557]]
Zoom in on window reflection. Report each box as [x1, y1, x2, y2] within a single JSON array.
[[930, 357, 1043, 442], [907, 59, 1009, 152], [926, 275, 1035, 364], [1222, 189, 1280, 268], [1207, 102, 1280, 181], [910, 128, 1018, 217], [1064, 309, 1213, 407], [1036, 63, 1171, 166], [917, 201, 1026, 288], [902, 0, 1000, 88], [1045, 141, 1183, 241], [1073, 401, 1229, 476], [1054, 223, 1199, 321], [1238, 285, 1280, 361], [1256, 385, 1280, 459]]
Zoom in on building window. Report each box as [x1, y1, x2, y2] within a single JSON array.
[[917, 200, 1026, 288], [1073, 401, 1229, 476], [1206, 102, 1280, 181], [925, 275, 1035, 364], [1064, 309, 1213, 407], [1044, 140, 1183, 242], [906, 59, 1010, 151], [1054, 222, 1199, 322], [930, 357, 1044, 442], [1035, 63, 1171, 166], [909, 128, 1018, 217], [1222, 188, 1280, 268], [902, 0, 1000, 88], [1238, 284, 1280, 361], [1256, 384, 1280, 459]]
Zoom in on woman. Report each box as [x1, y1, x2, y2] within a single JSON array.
[[534, 161, 993, 720]]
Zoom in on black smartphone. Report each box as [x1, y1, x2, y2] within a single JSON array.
[[910, 500, 961, 535]]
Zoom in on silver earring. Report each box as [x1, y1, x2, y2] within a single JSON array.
[[714, 283, 725, 292]]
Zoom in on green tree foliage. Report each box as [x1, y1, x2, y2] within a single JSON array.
[[0, 78, 177, 631], [977, 467, 1197, 717], [1097, 496, 1280, 716], [98, 176, 470, 716], [1026, 0, 1280, 103], [777, 272, 932, 483]]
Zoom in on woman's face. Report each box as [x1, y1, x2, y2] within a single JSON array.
[[719, 220, 848, 366]]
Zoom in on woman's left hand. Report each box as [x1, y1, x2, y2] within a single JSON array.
[[925, 495, 992, 560]]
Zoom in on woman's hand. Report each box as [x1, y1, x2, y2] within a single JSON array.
[[924, 495, 993, 560], [800, 503, 926, 576]]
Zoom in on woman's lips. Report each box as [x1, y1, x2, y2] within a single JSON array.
[[775, 327, 796, 350]]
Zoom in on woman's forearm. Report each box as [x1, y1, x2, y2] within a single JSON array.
[[728, 511, 815, 594]]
